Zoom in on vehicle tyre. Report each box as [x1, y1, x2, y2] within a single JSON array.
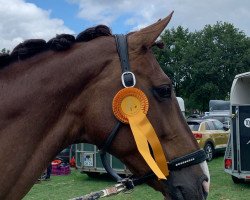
[[85, 172, 100, 178], [232, 175, 244, 184], [204, 143, 214, 162]]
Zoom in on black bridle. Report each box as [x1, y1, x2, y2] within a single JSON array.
[[100, 34, 206, 189]]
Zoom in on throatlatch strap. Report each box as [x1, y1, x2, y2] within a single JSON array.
[[100, 122, 123, 182]]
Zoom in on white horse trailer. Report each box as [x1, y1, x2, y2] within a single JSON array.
[[177, 97, 185, 117], [224, 72, 250, 183]]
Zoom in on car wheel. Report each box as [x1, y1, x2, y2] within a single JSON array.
[[232, 175, 244, 184], [204, 143, 214, 162]]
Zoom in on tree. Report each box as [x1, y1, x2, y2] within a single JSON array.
[[153, 26, 191, 96], [153, 22, 250, 112], [1, 48, 10, 54]]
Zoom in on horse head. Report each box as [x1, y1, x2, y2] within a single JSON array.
[[73, 12, 210, 199]]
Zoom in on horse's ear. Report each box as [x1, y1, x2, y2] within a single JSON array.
[[128, 11, 174, 49]]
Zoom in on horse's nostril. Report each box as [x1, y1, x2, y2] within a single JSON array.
[[202, 180, 210, 193]]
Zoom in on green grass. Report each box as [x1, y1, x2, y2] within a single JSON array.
[[24, 156, 250, 200], [24, 170, 161, 200]]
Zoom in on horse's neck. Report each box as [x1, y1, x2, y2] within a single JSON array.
[[0, 44, 101, 140], [0, 41, 110, 199]]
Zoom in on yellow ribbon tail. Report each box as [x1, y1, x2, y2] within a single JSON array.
[[128, 111, 169, 179]]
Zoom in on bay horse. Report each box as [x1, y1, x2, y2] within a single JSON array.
[[0, 12, 210, 200]]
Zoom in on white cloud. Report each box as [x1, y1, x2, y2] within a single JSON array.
[[69, 0, 250, 35], [0, 0, 74, 51], [68, 0, 172, 27], [1, 0, 249, 51]]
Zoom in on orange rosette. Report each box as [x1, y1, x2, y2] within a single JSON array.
[[112, 87, 149, 123]]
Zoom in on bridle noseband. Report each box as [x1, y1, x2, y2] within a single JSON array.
[[100, 34, 206, 188]]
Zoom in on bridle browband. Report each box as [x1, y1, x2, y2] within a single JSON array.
[[99, 34, 206, 188]]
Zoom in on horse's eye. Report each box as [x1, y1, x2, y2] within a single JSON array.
[[152, 84, 171, 101]]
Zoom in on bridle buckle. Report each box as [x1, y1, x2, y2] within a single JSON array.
[[121, 71, 136, 88]]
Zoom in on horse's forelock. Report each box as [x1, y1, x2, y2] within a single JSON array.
[[0, 24, 112, 68]]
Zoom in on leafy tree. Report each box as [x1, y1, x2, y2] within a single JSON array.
[[1, 48, 10, 54], [153, 26, 191, 96], [153, 22, 250, 112]]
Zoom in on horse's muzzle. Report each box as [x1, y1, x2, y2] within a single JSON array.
[[162, 167, 209, 200]]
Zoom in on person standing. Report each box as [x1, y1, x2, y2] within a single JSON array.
[[45, 163, 52, 180]]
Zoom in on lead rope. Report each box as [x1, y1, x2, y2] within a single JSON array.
[[69, 181, 129, 200]]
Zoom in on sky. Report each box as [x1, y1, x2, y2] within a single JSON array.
[[0, 0, 249, 50]]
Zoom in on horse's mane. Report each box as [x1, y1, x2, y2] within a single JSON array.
[[0, 25, 112, 68]]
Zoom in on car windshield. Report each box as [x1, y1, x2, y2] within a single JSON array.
[[213, 120, 224, 130], [187, 122, 200, 131]]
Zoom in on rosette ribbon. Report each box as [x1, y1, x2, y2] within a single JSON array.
[[113, 87, 169, 179]]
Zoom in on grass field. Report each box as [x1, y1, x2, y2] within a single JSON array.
[[24, 156, 250, 200]]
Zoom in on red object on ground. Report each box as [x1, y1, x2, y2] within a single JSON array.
[[52, 159, 62, 166], [70, 156, 76, 168]]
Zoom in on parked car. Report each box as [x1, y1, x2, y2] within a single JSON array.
[[187, 118, 229, 161], [186, 113, 203, 119], [56, 145, 75, 163], [202, 112, 231, 129]]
